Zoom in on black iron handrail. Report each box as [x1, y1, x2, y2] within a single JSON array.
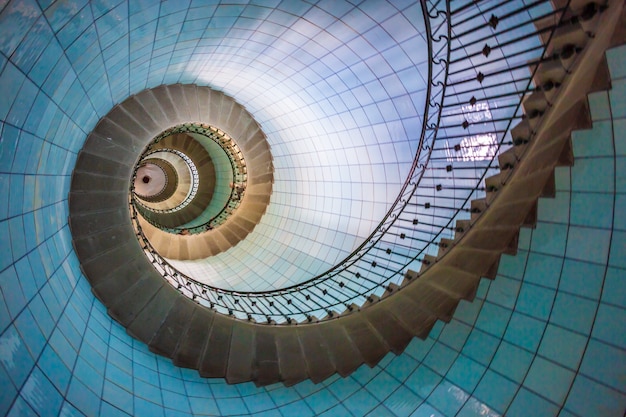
[[133, 123, 247, 233], [130, 0, 572, 323], [134, 148, 200, 214]]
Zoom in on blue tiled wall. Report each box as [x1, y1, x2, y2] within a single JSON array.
[[1, 1, 625, 416]]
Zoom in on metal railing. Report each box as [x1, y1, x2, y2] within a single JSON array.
[[132, 123, 248, 232], [131, 0, 572, 323], [134, 148, 200, 214]]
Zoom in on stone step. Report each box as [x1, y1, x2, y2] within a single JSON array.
[[253, 328, 280, 386], [126, 285, 178, 345], [74, 151, 133, 179], [362, 305, 414, 354], [383, 290, 437, 339], [298, 326, 335, 383], [73, 223, 137, 262], [69, 207, 129, 238], [275, 328, 308, 386], [199, 314, 233, 378], [173, 307, 215, 369], [318, 322, 363, 377], [226, 323, 256, 384], [118, 95, 161, 136], [408, 281, 461, 322], [342, 315, 388, 368], [107, 270, 164, 327]]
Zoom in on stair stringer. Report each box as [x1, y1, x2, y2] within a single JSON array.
[[68, 0, 625, 388]]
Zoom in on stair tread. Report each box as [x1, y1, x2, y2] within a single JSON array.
[[199, 314, 233, 378], [173, 307, 214, 369], [126, 285, 178, 344], [150, 296, 196, 357], [297, 326, 335, 383]]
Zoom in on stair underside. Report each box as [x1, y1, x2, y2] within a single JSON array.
[[68, 0, 625, 387]]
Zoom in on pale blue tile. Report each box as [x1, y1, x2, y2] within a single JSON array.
[[559, 259, 604, 300], [609, 79, 626, 119], [423, 343, 457, 375], [506, 388, 559, 417], [550, 292, 596, 334], [609, 230, 626, 268], [103, 380, 133, 415], [7, 78, 39, 128], [523, 356, 574, 404], [566, 226, 611, 263], [0, 362, 17, 416], [343, 389, 379, 417], [523, 252, 562, 289], [503, 313, 546, 352], [384, 385, 421, 417], [58, 401, 86, 417], [537, 191, 570, 224], [614, 157, 626, 193], [365, 370, 400, 402], [7, 395, 37, 417], [44, 0, 90, 32], [385, 353, 418, 383], [515, 283, 555, 321], [580, 338, 626, 392], [475, 301, 512, 337], [615, 118, 626, 157], [538, 324, 587, 370], [456, 397, 500, 417], [428, 380, 467, 416], [572, 121, 613, 157], [437, 319, 471, 351], [303, 388, 338, 415], [409, 402, 445, 417], [134, 378, 162, 403], [592, 303, 626, 348], [461, 330, 499, 366], [240, 390, 272, 415], [351, 362, 380, 386], [490, 341, 533, 384], [0, 265, 26, 318], [74, 357, 104, 394], [554, 166, 570, 191], [39, 346, 71, 394], [277, 399, 315, 417], [601, 267, 626, 308], [496, 252, 528, 279], [161, 390, 190, 414], [570, 192, 613, 229], [100, 401, 131, 417], [607, 44, 626, 80], [531, 223, 568, 256], [183, 380, 212, 398], [134, 398, 165, 417], [473, 370, 518, 414], [327, 375, 361, 401], [0, 0, 40, 57], [21, 366, 63, 417], [565, 375, 626, 417], [405, 365, 442, 399], [587, 91, 611, 121], [446, 354, 486, 393], [14, 308, 46, 359], [571, 158, 613, 193]]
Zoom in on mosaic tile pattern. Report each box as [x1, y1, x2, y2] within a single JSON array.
[[0, 0, 625, 416]]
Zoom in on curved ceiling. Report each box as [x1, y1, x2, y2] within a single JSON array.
[[157, 1, 429, 291], [1, 0, 625, 416], [7, 0, 430, 292]]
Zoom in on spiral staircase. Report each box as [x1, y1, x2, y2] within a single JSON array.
[[66, 0, 625, 388]]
